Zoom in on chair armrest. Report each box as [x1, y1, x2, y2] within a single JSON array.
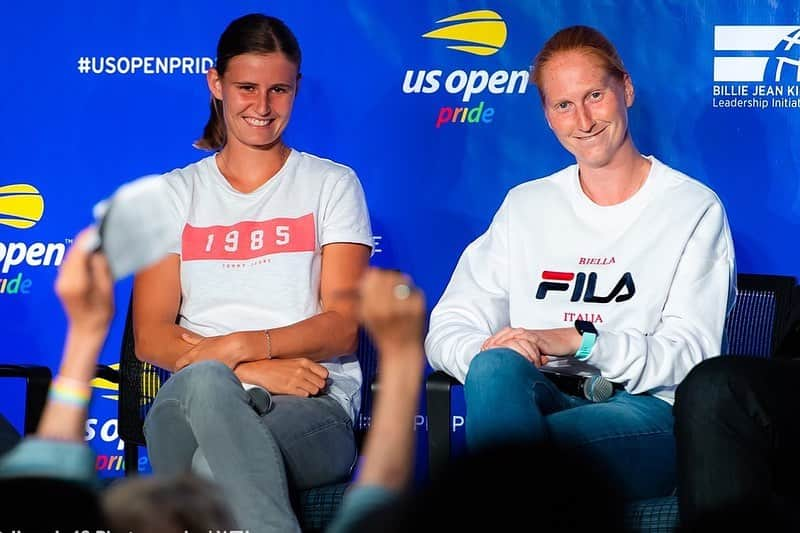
[[94, 364, 120, 384], [0, 364, 52, 434], [426, 370, 458, 482]]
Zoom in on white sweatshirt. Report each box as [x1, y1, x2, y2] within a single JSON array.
[[425, 157, 736, 404]]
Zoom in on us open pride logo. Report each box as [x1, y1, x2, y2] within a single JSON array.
[[421, 9, 507, 56], [402, 9, 529, 127], [0, 184, 44, 229], [0, 184, 67, 295], [87, 363, 166, 472]]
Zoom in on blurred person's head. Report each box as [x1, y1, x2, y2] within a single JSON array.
[[0, 477, 107, 530], [102, 473, 236, 532], [351, 441, 625, 531]]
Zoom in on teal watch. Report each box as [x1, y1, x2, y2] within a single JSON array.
[[574, 319, 598, 361]]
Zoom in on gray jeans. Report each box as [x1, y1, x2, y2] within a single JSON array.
[[143, 360, 357, 532]]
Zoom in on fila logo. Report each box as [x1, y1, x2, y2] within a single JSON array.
[[536, 271, 635, 303]]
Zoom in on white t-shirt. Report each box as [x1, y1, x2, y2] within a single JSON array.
[[161, 149, 373, 420], [425, 157, 736, 404]]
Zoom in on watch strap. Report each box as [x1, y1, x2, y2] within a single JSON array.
[[575, 332, 597, 361]]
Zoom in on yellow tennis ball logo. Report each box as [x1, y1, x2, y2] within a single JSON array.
[[422, 10, 507, 56], [0, 184, 44, 229]]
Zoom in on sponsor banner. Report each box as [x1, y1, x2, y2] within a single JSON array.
[[76, 56, 214, 75], [0, 1, 798, 481], [712, 25, 800, 110], [401, 9, 530, 127], [0, 184, 67, 295]]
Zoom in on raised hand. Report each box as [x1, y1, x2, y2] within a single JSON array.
[[358, 268, 426, 356], [55, 229, 114, 339], [352, 267, 426, 491], [39, 228, 115, 441]]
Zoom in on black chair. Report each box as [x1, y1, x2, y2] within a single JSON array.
[[425, 273, 798, 532], [0, 363, 116, 458], [0, 364, 52, 436], [112, 297, 378, 533], [724, 273, 796, 357]]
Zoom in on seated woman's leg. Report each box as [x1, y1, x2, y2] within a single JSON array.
[[463, 348, 579, 450], [265, 394, 356, 490], [144, 360, 300, 533], [674, 356, 800, 528], [546, 392, 675, 501]]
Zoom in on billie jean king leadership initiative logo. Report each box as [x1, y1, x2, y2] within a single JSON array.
[[713, 25, 800, 109]]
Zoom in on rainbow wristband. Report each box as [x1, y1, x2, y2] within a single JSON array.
[[49, 376, 91, 408]]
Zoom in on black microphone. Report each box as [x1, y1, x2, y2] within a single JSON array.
[[544, 370, 616, 402], [246, 386, 273, 415]]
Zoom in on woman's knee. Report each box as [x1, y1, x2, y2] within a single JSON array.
[[158, 360, 240, 403], [176, 360, 235, 385], [465, 348, 537, 390]]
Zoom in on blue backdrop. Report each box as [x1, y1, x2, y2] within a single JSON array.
[[1, 1, 798, 478]]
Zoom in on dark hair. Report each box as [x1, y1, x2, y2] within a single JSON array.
[[195, 13, 302, 150], [531, 25, 627, 104], [102, 473, 236, 531]]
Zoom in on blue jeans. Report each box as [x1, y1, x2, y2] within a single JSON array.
[[143, 361, 356, 533], [464, 348, 675, 500]]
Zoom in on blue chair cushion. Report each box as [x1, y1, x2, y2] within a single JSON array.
[[624, 495, 679, 532], [297, 482, 349, 532]]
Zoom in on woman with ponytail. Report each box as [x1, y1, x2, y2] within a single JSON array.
[[133, 13, 373, 532]]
